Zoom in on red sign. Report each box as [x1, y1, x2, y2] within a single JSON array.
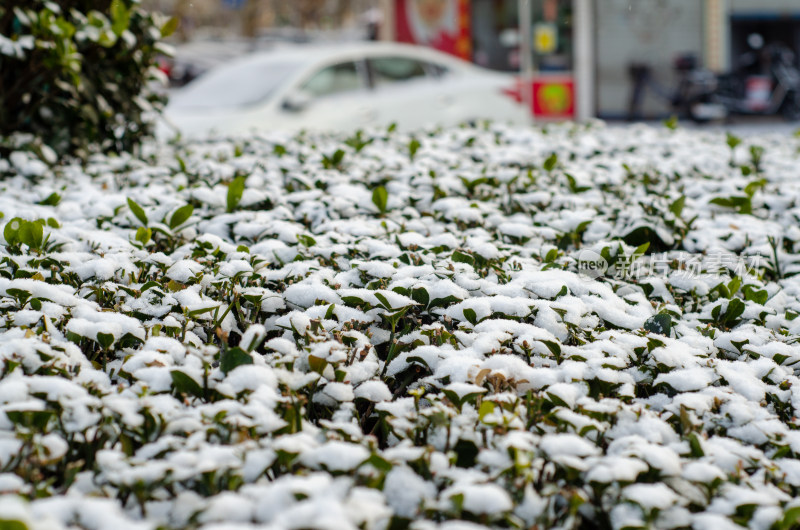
[[504, 76, 576, 119], [533, 77, 575, 119], [395, 0, 471, 60]]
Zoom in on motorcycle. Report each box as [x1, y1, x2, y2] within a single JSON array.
[[627, 54, 721, 122], [703, 40, 800, 121], [627, 35, 800, 122]]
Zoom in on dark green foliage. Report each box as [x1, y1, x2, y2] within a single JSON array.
[[0, 0, 175, 158], [644, 313, 672, 336]]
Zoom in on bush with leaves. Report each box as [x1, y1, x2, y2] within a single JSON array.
[[3, 123, 800, 528], [0, 0, 176, 159]]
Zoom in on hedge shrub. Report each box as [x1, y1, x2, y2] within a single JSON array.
[[0, 0, 176, 159]]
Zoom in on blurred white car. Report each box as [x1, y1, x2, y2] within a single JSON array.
[[161, 41, 529, 138]]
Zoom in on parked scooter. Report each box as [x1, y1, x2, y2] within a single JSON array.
[[627, 54, 720, 122], [627, 35, 800, 122], [707, 35, 800, 121]]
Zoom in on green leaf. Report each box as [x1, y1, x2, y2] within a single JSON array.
[[18, 219, 43, 249], [373, 292, 392, 310], [170, 370, 203, 398], [451, 250, 474, 265], [160, 16, 179, 37], [135, 226, 151, 245], [0, 518, 30, 530], [725, 132, 742, 150], [410, 287, 430, 307], [710, 195, 752, 214], [6, 410, 54, 430], [187, 305, 217, 318], [541, 340, 561, 357], [307, 355, 328, 375], [226, 176, 246, 213], [429, 295, 460, 309], [341, 296, 366, 308], [220, 347, 254, 374], [709, 197, 733, 208], [169, 204, 194, 229], [463, 307, 477, 325], [776, 507, 800, 530], [96, 332, 115, 350], [688, 432, 705, 458], [381, 306, 409, 331], [724, 297, 746, 326], [543, 153, 558, 172], [364, 453, 392, 472], [478, 400, 495, 420], [742, 285, 768, 305], [546, 391, 570, 408], [669, 196, 686, 217], [730, 338, 749, 353], [663, 115, 678, 130], [744, 178, 767, 197], [297, 234, 316, 247], [39, 192, 61, 206], [408, 138, 421, 160], [727, 276, 742, 298], [3, 217, 23, 246], [7, 289, 31, 307], [127, 198, 148, 226], [644, 313, 672, 336], [110, 0, 130, 36], [372, 186, 388, 214], [322, 149, 346, 170]]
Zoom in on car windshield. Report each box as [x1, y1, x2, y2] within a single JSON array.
[[170, 59, 301, 110]]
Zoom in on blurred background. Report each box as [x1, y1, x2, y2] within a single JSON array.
[[148, 0, 800, 123]]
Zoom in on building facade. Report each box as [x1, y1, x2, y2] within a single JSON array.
[[383, 0, 800, 119], [596, 0, 800, 118], [382, 0, 594, 120]]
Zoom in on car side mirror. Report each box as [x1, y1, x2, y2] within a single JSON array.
[[282, 90, 312, 112]]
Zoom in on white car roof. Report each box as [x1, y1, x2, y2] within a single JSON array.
[[221, 41, 478, 72]]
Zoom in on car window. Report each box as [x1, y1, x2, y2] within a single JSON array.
[[426, 62, 450, 78], [301, 62, 364, 98], [170, 60, 300, 110], [370, 57, 428, 86]]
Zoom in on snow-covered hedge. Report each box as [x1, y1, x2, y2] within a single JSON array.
[[0, 1, 173, 158], [1, 122, 800, 529]]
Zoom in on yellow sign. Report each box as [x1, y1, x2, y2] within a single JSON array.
[[534, 23, 557, 54]]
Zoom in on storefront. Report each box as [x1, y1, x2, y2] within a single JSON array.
[[386, 0, 593, 121], [729, 13, 800, 69]]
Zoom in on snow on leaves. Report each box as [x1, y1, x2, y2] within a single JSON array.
[[0, 122, 800, 528]]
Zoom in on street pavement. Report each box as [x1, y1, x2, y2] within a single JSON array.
[[609, 116, 799, 138]]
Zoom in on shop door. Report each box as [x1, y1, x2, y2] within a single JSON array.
[[730, 15, 800, 70], [471, 0, 576, 119]]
